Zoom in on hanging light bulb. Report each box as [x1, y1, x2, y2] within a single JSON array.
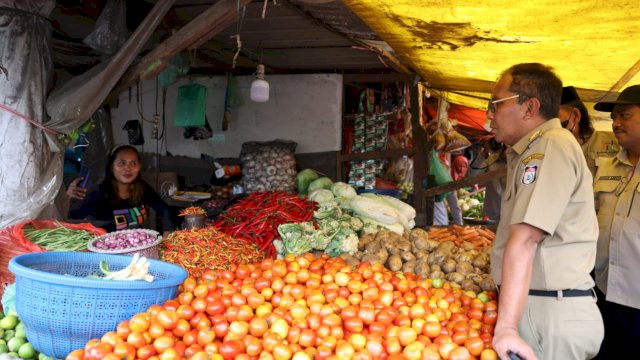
[[250, 64, 269, 102]]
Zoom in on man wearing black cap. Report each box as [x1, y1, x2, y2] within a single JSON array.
[[592, 84, 640, 359], [560, 86, 619, 176]]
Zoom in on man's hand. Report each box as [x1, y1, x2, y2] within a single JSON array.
[[66, 177, 87, 201], [493, 326, 538, 360]]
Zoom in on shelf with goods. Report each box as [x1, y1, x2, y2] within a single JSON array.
[[336, 77, 429, 225]]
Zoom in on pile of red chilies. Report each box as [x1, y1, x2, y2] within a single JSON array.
[[213, 191, 317, 258]]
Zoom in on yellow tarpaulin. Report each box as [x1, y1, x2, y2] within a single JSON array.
[[342, 0, 640, 111]]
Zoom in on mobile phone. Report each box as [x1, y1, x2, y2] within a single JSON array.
[[79, 167, 91, 189]]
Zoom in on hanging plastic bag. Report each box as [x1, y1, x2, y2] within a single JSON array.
[[184, 116, 214, 140], [174, 82, 207, 127], [158, 53, 190, 87], [83, 0, 128, 55], [429, 150, 453, 202]]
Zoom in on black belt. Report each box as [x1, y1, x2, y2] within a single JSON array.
[[528, 289, 593, 297]]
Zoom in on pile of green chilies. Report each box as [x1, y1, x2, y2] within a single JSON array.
[[22, 224, 94, 251]]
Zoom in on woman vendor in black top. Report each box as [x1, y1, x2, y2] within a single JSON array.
[[67, 144, 174, 233]]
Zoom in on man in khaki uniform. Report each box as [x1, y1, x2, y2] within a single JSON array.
[[560, 86, 619, 177], [592, 85, 640, 359], [488, 63, 603, 360]]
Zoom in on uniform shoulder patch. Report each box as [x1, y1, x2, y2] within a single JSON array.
[[528, 130, 543, 143], [522, 164, 538, 185], [598, 176, 622, 181], [521, 153, 545, 165]]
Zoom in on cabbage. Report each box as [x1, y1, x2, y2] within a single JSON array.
[[330, 182, 357, 199], [308, 189, 334, 204], [296, 169, 319, 195], [307, 177, 333, 193]]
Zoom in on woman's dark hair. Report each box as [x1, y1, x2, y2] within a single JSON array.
[[504, 63, 562, 120], [103, 144, 145, 205], [562, 101, 595, 142]]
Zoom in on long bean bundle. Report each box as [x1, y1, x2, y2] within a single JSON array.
[[22, 222, 94, 251]]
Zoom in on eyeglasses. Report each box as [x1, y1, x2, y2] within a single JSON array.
[[487, 94, 520, 113]]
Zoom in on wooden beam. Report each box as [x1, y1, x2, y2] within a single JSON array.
[[412, 84, 429, 227], [113, 0, 252, 95], [596, 58, 640, 101], [423, 167, 507, 198], [343, 73, 414, 83]]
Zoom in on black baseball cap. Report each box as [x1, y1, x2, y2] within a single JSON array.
[[594, 85, 640, 112], [561, 86, 581, 105]]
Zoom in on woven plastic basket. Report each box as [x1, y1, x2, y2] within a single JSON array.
[[8, 252, 187, 359], [87, 229, 162, 259]]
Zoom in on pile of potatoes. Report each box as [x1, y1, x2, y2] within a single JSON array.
[[342, 228, 496, 293]]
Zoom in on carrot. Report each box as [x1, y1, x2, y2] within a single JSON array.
[[438, 234, 458, 243], [462, 232, 479, 241]]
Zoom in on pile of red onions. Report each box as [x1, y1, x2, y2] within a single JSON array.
[[92, 230, 157, 250]]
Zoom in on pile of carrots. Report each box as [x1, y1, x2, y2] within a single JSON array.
[[427, 225, 495, 248]]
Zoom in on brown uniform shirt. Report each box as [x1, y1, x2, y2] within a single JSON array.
[[594, 150, 640, 309], [491, 118, 598, 291], [582, 130, 619, 177]]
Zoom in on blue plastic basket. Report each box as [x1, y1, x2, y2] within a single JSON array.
[[8, 252, 187, 359]]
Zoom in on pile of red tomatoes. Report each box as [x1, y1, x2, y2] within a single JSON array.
[[67, 253, 499, 360]]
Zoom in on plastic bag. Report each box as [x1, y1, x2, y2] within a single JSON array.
[[83, 0, 128, 55], [174, 82, 207, 127], [123, 119, 144, 145], [158, 53, 190, 87], [240, 140, 298, 193], [429, 150, 453, 202]]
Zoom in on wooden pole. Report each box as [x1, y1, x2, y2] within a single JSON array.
[[113, 0, 252, 95]]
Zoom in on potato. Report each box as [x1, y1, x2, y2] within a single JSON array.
[[396, 240, 412, 253], [461, 279, 481, 293], [472, 253, 490, 270], [401, 251, 416, 263], [455, 251, 477, 264], [375, 247, 389, 265], [466, 273, 483, 284], [402, 260, 416, 273], [387, 254, 403, 272], [414, 251, 429, 261], [410, 229, 430, 250], [479, 276, 497, 292], [430, 264, 442, 273], [341, 255, 360, 268], [437, 241, 456, 253], [446, 272, 465, 284], [353, 251, 364, 260], [429, 270, 444, 280], [441, 258, 457, 273], [376, 229, 402, 248], [361, 254, 382, 265], [460, 241, 476, 251], [425, 239, 440, 252], [358, 233, 376, 251], [364, 239, 382, 254], [427, 250, 448, 267], [456, 262, 475, 275], [415, 259, 430, 278]]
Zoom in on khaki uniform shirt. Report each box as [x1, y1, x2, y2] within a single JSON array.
[[593, 150, 640, 309], [491, 118, 598, 291], [582, 130, 619, 177]]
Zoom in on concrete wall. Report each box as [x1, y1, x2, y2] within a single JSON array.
[[110, 74, 343, 158]]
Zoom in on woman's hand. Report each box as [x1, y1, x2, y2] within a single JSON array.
[[67, 177, 88, 201]]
